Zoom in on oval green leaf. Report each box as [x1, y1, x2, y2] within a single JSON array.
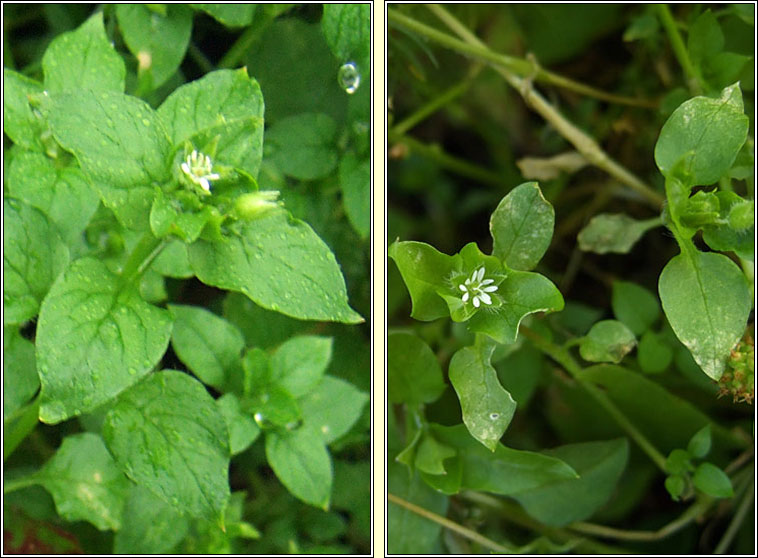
[[35, 433, 129, 531], [655, 83, 749, 185], [387, 332, 446, 406], [490, 181, 555, 271], [47, 90, 172, 230], [42, 12, 125, 94], [37, 258, 173, 424], [449, 344, 516, 451], [510, 439, 629, 526], [693, 462, 734, 498], [3, 197, 69, 326], [265, 426, 332, 509], [169, 304, 245, 390], [579, 320, 637, 364], [102, 370, 231, 523], [659, 251, 751, 380], [188, 212, 362, 323]]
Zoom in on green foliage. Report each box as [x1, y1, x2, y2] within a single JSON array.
[[388, 5, 752, 552], [3, 5, 368, 554]]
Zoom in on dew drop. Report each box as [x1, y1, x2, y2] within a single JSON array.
[[489, 412, 500, 420], [338, 62, 361, 94], [142, 118, 151, 127], [128, 367, 137, 375]]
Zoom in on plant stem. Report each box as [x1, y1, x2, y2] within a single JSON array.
[[3, 474, 39, 494], [118, 232, 166, 287], [570, 495, 713, 541], [388, 492, 514, 553], [188, 41, 215, 74], [655, 4, 704, 95], [391, 66, 482, 137], [388, 130, 504, 185], [460, 491, 635, 553], [218, 11, 276, 70], [714, 477, 754, 553], [390, 8, 658, 109], [419, 5, 664, 209], [3, 396, 40, 461], [519, 324, 668, 472]]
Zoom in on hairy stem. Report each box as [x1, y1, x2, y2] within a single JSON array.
[[118, 232, 167, 287], [388, 492, 513, 553], [388, 130, 504, 185], [519, 324, 668, 472], [655, 4, 704, 94], [417, 5, 664, 208]]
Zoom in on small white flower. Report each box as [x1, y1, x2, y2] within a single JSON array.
[[181, 149, 220, 194], [458, 266, 498, 308]]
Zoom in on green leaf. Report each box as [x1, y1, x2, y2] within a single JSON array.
[[102, 370, 231, 523], [47, 90, 172, 230], [265, 426, 332, 509], [702, 191, 754, 261], [3, 327, 40, 421], [321, 4, 370, 71], [430, 424, 579, 495], [157, 68, 264, 178], [217, 393, 260, 456], [387, 333, 446, 406], [693, 463, 734, 498], [265, 113, 338, 180], [468, 270, 564, 344], [3, 198, 69, 325], [490, 182, 555, 271], [687, 10, 723, 71], [114, 484, 190, 554], [42, 12, 125, 94], [116, 4, 193, 91], [637, 330, 674, 374], [152, 240, 194, 279], [188, 212, 362, 323], [269, 336, 333, 398], [577, 365, 739, 453], [3, 68, 45, 151], [579, 320, 637, 364], [611, 281, 660, 335], [578, 213, 660, 254], [655, 83, 749, 185], [168, 304, 244, 389], [510, 439, 629, 527], [687, 425, 712, 459], [8, 151, 99, 248], [36, 258, 172, 424], [35, 433, 129, 530], [659, 251, 751, 380], [387, 460, 448, 554], [191, 4, 256, 27], [300, 376, 368, 444], [414, 432, 456, 476], [449, 344, 516, 451], [664, 449, 694, 475], [388, 240, 456, 321], [339, 153, 369, 238], [665, 474, 686, 501], [245, 384, 300, 429]]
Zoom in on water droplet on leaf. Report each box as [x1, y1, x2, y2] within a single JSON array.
[[338, 62, 361, 94]]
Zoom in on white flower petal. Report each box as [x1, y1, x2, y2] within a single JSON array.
[[181, 162, 190, 175], [479, 292, 492, 305], [482, 285, 498, 292], [480, 279, 495, 286], [199, 178, 211, 192], [462, 292, 469, 302], [459, 284, 467, 292], [473, 296, 480, 308], [476, 267, 485, 282]]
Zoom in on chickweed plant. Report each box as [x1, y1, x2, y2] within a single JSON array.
[[4, 4, 370, 554]]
